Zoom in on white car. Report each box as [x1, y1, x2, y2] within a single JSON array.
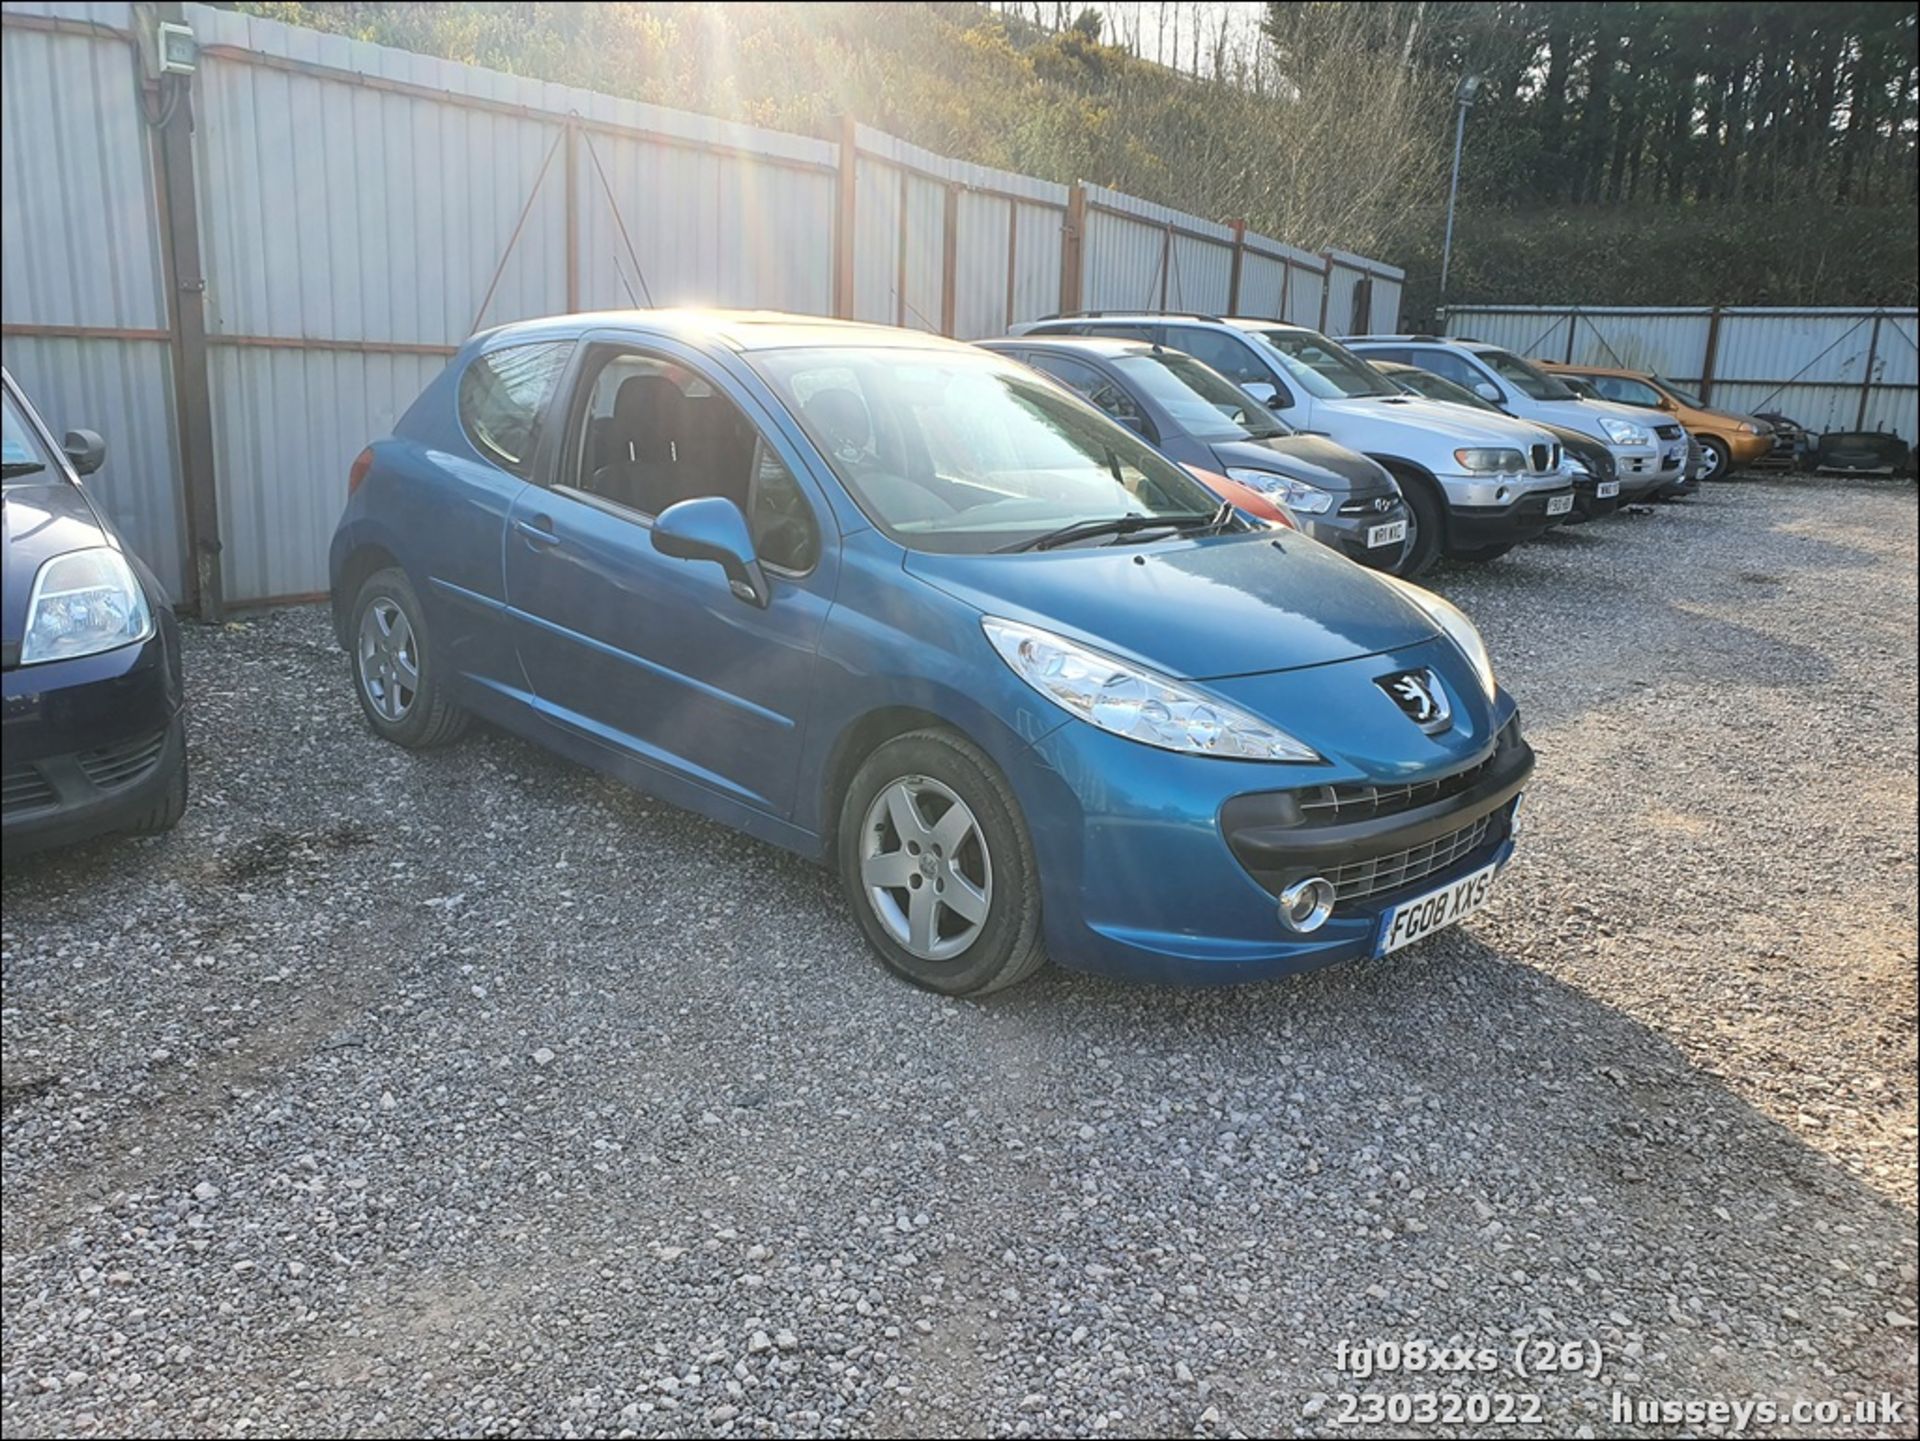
[[1346, 335, 1688, 501], [1012, 314, 1575, 573]]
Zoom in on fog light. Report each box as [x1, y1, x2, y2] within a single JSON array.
[[1496, 486, 1512, 503], [1277, 877, 1335, 933]]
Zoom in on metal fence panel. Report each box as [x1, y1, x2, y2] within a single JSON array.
[[5, 336, 186, 597], [954, 191, 1011, 340], [210, 346, 446, 599], [0, 12, 184, 594], [1010, 202, 1063, 328], [1443, 305, 1919, 445], [1369, 277, 1403, 334], [852, 154, 901, 325], [1285, 265, 1326, 328], [900, 173, 946, 334]]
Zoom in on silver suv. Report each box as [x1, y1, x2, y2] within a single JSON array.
[[1012, 314, 1574, 573], [1345, 335, 1687, 500]]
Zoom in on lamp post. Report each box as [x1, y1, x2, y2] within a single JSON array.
[[1439, 72, 1483, 309]]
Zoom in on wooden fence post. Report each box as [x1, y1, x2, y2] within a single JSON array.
[[1856, 311, 1883, 430], [155, 0, 223, 621], [1059, 182, 1086, 315], [835, 115, 858, 319], [1226, 220, 1245, 316], [1700, 305, 1724, 401], [940, 183, 960, 336], [1317, 252, 1333, 333]]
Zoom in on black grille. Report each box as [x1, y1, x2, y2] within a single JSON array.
[[1654, 423, 1684, 440], [1329, 814, 1494, 903], [77, 730, 167, 789], [2, 762, 58, 815], [1529, 443, 1550, 472], [1295, 749, 1497, 825]]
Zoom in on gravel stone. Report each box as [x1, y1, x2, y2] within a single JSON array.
[[1, 477, 1914, 1437]]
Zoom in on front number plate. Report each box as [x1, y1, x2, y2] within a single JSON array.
[[1375, 860, 1500, 957], [1366, 520, 1408, 549], [1545, 493, 1574, 516], [1596, 480, 1620, 499]]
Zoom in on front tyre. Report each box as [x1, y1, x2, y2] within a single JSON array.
[[838, 729, 1046, 996], [349, 567, 469, 749], [1394, 480, 1443, 577], [1698, 436, 1731, 482]]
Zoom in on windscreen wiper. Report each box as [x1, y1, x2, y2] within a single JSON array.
[[1, 460, 47, 480], [998, 508, 1222, 554]]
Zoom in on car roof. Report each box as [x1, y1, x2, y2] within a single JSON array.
[[981, 334, 1155, 359], [1027, 313, 1313, 336], [1539, 361, 1649, 378], [474, 309, 981, 355], [1346, 334, 1501, 352]]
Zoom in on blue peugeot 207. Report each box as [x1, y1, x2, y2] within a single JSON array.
[[330, 312, 1534, 994]]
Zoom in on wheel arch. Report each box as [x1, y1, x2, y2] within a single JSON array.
[[332, 541, 402, 647]]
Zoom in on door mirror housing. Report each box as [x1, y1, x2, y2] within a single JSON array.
[[1240, 380, 1280, 408], [651, 496, 770, 607], [1472, 381, 1503, 403], [63, 428, 106, 477]]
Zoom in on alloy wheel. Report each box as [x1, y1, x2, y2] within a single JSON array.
[[860, 775, 993, 961], [357, 598, 419, 722]]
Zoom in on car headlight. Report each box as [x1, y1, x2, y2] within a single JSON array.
[[1222, 469, 1334, 514], [982, 617, 1320, 762], [20, 547, 154, 665], [1376, 574, 1496, 700], [1598, 417, 1650, 446], [1742, 421, 1764, 435], [1453, 447, 1525, 473]]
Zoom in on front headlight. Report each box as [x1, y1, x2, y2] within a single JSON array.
[[1598, 417, 1650, 446], [1223, 469, 1334, 514], [20, 547, 153, 665], [982, 617, 1320, 762], [1453, 447, 1525, 473], [1742, 421, 1764, 435], [1376, 574, 1496, 700]]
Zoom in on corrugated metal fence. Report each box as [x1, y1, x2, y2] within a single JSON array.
[[1, 0, 1405, 610], [1442, 304, 1920, 449]]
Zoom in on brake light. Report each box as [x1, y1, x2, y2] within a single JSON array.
[[348, 446, 374, 496]]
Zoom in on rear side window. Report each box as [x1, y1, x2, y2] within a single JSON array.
[[458, 341, 574, 476], [1165, 326, 1269, 388], [1589, 374, 1665, 408]]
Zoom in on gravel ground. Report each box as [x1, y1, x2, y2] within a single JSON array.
[[2, 474, 1915, 1439]]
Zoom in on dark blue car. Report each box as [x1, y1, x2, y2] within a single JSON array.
[[2, 367, 186, 853], [330, 312, 1534, 994]]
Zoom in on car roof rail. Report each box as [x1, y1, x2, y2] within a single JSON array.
[[1033, 309, 1223, 324]]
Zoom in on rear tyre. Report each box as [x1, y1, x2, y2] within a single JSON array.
[[1699, 436, 1731, 482], [349, 567, 469, 749], [1451, 542, 1515, 564], [837, 729, 1046, 996], [1394, 479, 1444, 577]]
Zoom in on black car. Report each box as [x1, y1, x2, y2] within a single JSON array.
[[1371, 361, 1622, 523], [2, 367, 186, 852], [978, 335, 1413, 572]]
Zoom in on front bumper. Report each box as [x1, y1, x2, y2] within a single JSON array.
[[2, 619, 185, 854], [1445, 485, 1577, 550], [1300, 498, 1412, 570], [1004, 640, 1534, 984], [1728, 431, 1773, 467], [1567, 472, 1622, 523]]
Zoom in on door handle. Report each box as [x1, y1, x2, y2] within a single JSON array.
[[514, 516, 559, 548]]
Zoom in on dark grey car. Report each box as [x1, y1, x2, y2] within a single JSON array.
[[979, 336, 1412, 573]]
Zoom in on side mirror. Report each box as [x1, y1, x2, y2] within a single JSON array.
[[63, 428, 106, 477], [1240, 381, 1280, 408], [651, 496, 770, 607], [1473, 381, 1502, 403]]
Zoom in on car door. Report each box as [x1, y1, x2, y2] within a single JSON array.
[[1162, 325, 1301, 423], [501, 333, 836, 819]]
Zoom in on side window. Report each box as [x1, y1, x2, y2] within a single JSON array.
[[748, 443, 820, 573], [569, 349, 816, 572], [458, 341, 573, 477], [1416, 348, 1488, 392], [1028, 355, 1147, 432], [1360, 346, 1412, 365], [1082, 323, 1157, 343], [1593, 375, 1663, 408], [1165, 327, 1268, 388]]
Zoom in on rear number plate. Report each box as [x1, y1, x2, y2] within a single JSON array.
[[1546, 493, 1574, 516], [1366, 520, 1408, 549], [1596, 480, 1620, 498], [1376, 860, 1500, 956]]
